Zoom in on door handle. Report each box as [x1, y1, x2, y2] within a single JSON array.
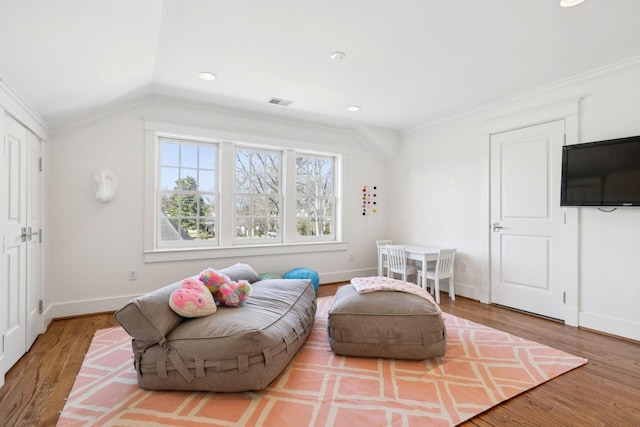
[[21, 227, 40, 242], [492, 222, 504, 232]]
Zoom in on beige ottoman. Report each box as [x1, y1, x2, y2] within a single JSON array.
[[327, 284, 446, 360]]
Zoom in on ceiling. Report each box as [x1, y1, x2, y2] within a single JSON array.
[[1, 0, 640, 132]]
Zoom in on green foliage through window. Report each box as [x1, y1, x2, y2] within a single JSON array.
[[154, 135, 337, 247], [158, 138, 217, 244]]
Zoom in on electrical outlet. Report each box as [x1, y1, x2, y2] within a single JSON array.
[[128, 268, 138, 280], [349, 253, 355, 261], [461, 262, 468, 272]]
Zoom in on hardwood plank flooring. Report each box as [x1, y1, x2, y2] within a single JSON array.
[[0, 313, 118, 427], [1, 284, 638, 426]]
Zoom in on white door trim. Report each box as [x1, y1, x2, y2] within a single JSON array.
[[480, 97, 580, 326]]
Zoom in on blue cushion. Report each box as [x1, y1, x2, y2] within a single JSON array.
[[258, 273, 282, 280], [283, 268, 319, 292]]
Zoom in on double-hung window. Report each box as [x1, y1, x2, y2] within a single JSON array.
[[295, 154, 335, 240], [234, 147, 283, 243], [144, 120, 344, 262], [157, 137, 218, 247]]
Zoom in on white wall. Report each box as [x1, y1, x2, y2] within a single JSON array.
[[389, 58, 640, 341], [42, 59, 640, 341], [45, 98, 389, 321]]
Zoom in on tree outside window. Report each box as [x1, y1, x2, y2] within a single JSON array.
[[296, 154, 335, 238], [158, 138, 217, 244], [146, 122, 345, 262], [234, 148, 282, 241]]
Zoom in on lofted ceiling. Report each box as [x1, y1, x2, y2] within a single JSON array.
[[1, 0, 640, 132]]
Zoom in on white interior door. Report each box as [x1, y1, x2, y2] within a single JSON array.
[[0, 114, 41, 383], [26, 130, 42, 347], [1, 114, 28, 372], [490, 119, 566, 320]]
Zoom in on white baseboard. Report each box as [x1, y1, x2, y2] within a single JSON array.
[[564, 305, 579, 327], [43, 269, 378, 323], [44, 275, 637, 342], [44, 270, 484, 324], [44, 293, 144, 326], [44, 270, 376, 323], [319, 268, 378, 284], [449, 281, 484, 302], [579, 311, 640, 342]]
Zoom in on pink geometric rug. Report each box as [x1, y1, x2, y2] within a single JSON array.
[[58, 296, 586, 426]]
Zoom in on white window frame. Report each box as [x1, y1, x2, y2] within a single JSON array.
[[143, 118, 347, 263], [156, 136, 219, 248], [233, 146, 284, 245], [295, 152, 337, 242]]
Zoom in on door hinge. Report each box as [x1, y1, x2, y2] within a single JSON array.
[[2, 334, 4, 353], [39, 228, 43, 243], [39, 157, 43, 172], [563, 292, 566, 304], [39, 300, 44, 315], [563, 212, 567, 225]]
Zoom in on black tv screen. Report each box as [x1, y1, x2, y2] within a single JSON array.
[[561, 135, 640, 206]]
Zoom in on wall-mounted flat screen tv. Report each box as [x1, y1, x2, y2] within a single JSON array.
[[561, 135, 640, 207]]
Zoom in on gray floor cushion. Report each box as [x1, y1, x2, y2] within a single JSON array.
[[115, 277, 316, 392], [327, 284, 446, 359]]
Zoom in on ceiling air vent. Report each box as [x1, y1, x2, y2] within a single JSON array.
[[267, 97, 294, 107]]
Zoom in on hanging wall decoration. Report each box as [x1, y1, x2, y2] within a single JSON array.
[[361, 185, 378, 215]]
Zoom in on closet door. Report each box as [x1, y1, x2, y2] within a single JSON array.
[[25, 130, 42, 347], [1, 114, 28, 374], [0, 113, 41, 385]]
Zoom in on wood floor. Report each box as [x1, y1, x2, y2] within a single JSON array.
[[1, 283, 639, 426]]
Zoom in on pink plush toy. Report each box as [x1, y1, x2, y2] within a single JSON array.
[[215, 280, 252, 307], [198, 268, 231, 294], [198, 268, 253, 307], [169, 278, 217, 317]]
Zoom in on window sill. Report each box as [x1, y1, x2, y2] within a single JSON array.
[[144, 241, 348, 263]]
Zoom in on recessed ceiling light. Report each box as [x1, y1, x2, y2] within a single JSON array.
[[347, 105, 361, 112], [198, 71, 216, 81], [330, 51, 346, 61], [559, 0, 586, 7]]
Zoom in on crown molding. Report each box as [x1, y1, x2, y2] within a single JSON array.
[[403, 54, 640, 135], [0, 77, 49, 140]]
